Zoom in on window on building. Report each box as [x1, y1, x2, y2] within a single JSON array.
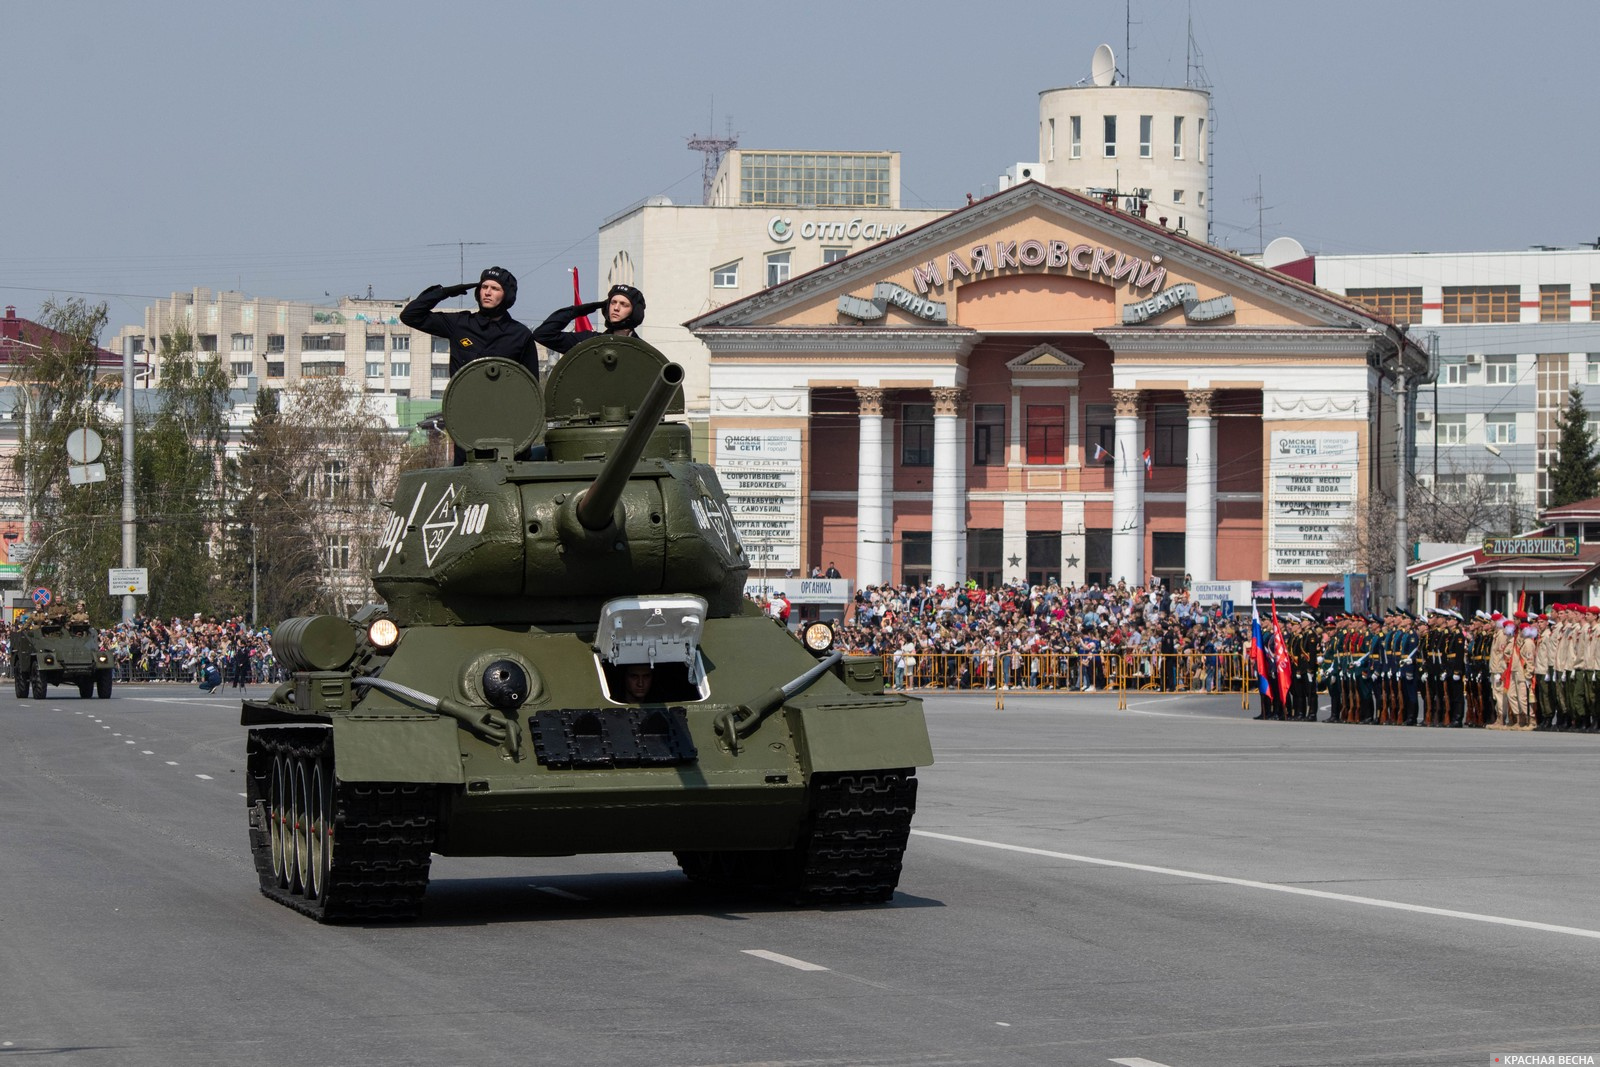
[[735, 151, 892, 207], [1346, 287, 1424, 323], [1085, 403, 1115, 461], [1197, 190, 1205, 207], [1173, 116, 1185, 159], [266, 361, 285, 378], [392, 388, 409, 399], [1443, 286, 1519, 324], [765, 251, 791, 288], [822, 247, 849, 265], [1151, 404, 1188, 466], [320, 459, 349, 499], [1485, 473, 1516, 504], [973, 404, 1006, 466], [1540, 285, 1571, 322], [1588, 354, 1600, 385], [128, 336, 145, 355], [1047, 117, 1055, 161], [1486, 414, 1517, 444], [1025, 405, 1064, 465], [231, 361, 253, 378], [1152, 531, 1186, 577], [197, 334, 217, 353], [1103, 115, 1117, 157], [391, 334, 410, 352], [302, 362, 345, 377], [1443, 361, 1470, 385], [230, 333, 254, 352], [1069, 115, 1081, 159], [1084, 528, 1112, 587], [1172, 190, 1184, 204], [302, 334, 341, 351], [1197, 118, 1205, 160], [326, 534, 350, 572], [431, 336, 448, 355], [433, 364, 450, 380], [901, 403, 933, 466], [1139, 115, 1152, 158], [366, 334, 386, 352], [1485, 355, 1517, 385], [266, 334, 285, 354], [1436, 413, 1467, 444], [712, 261, 740, 288], [366, 362, 384, 378], [391, 361, 410, 378]]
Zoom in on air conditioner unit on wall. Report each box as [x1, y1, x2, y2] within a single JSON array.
[[1417, 410, 1432, 422], [1466, 353, 1482, 365]]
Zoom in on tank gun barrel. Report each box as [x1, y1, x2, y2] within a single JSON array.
[[576, 362, 685, 531]]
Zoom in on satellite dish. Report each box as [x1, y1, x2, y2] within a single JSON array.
[[1090, 44, 1116, 87], [66, 428, 103, 464], [1262, 236, 1309, 268]]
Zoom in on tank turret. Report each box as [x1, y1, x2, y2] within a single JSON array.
[[373, 337, 747, 625]]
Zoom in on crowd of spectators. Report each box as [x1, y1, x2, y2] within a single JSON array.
[[829, 578, 1250, 691], [0, 614, 281, 687]]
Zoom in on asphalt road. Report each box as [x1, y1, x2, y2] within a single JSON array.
[[2, 683, 1596, 1067]]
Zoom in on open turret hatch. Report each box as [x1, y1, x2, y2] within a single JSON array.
[[440, 358, 546, 459], [545, 335, 685, 424]]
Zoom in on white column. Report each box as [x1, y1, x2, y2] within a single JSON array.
[[1185, 389, 1217, 581], [1110, 388, 1144, 585], [854, 388, 887, 586], [931, 387, 965, 586]]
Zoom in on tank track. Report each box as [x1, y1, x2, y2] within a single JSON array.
[[246, 727, 438, 923], [676, 769, 918, 904]]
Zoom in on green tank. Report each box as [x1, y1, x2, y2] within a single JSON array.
[[242, 336, 931, 922], [11, 613, 114, 699]]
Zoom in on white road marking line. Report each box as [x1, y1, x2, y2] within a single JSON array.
[[531, 885, 587, 901], [1111, 1058, 1176, 1067], [112, 733, 121, 736], [165, 761, 178, 766], [237, 793, 247, 798], [195, 774, 213, 781], [912, 830, 1600, 941], [742, 949, 828, 972], [141, 750, 153, 755], [124, 740, 134, 745]]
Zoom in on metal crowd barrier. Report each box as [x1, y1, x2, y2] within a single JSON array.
[[876, 650, 1259, 706]]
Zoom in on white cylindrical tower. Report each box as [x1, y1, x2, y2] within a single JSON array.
[[1035, 48, 1210, 239]]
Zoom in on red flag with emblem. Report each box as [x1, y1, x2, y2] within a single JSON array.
[[1271, 597, 1292, 702]]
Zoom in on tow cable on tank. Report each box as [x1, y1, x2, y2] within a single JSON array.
[[352, 675, 523, 760]]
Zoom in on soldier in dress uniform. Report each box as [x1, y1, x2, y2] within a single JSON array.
[[1488, 613, 1514, 729], [1511, 612, 1539, 730], [1393, 611, 1421, 726], [1439, 609, 1468, 727]]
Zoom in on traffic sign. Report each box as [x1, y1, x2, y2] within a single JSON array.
[[32, 587, 52, 608], [8, 542, 33, 563], [108, 568, 148, 596], [66, 428, 104, 463]]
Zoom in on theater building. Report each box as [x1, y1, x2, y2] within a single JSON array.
[[689, 181, 1429, 590]]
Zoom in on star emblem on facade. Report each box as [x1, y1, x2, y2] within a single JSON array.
[[1066, 555, 1081, 568], [1007, 554, 1021, 567]]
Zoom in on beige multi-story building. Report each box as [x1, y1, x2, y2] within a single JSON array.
[[106, 287, 454, 404]]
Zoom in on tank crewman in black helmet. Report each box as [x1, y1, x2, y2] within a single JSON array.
[[534, 283, 646, 356], [401, 266, 540, 379]]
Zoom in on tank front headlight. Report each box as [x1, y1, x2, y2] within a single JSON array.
[[368, 618, 400, 649]]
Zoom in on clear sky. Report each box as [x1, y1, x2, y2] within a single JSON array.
[[3, 0, 1595, 335]]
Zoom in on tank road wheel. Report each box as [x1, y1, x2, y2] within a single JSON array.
[[77, 680, 94, 699], [30, 674, 46, 700], [676, 769, 919, 905], [244, 728, 436, 923], [96, 670, 113, 698], [270, 753, 292, 888]]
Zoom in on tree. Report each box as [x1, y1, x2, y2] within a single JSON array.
[[235, 378, 420, 621], [135, 325, 235, 617], [9, 299, 123, 613], [1548, 385, 1599, 507]]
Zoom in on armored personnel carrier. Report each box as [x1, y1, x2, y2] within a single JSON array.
[[242, 337, 931, 922], [11, 613, 114, 699]]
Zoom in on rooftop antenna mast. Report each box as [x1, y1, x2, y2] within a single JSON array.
[[687, 103, 740, 205], [1185, 1, 1216, 243], [427, 240, 487, 304]]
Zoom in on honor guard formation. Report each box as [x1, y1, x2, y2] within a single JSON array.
[[1259, 604, 1600, 732]]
